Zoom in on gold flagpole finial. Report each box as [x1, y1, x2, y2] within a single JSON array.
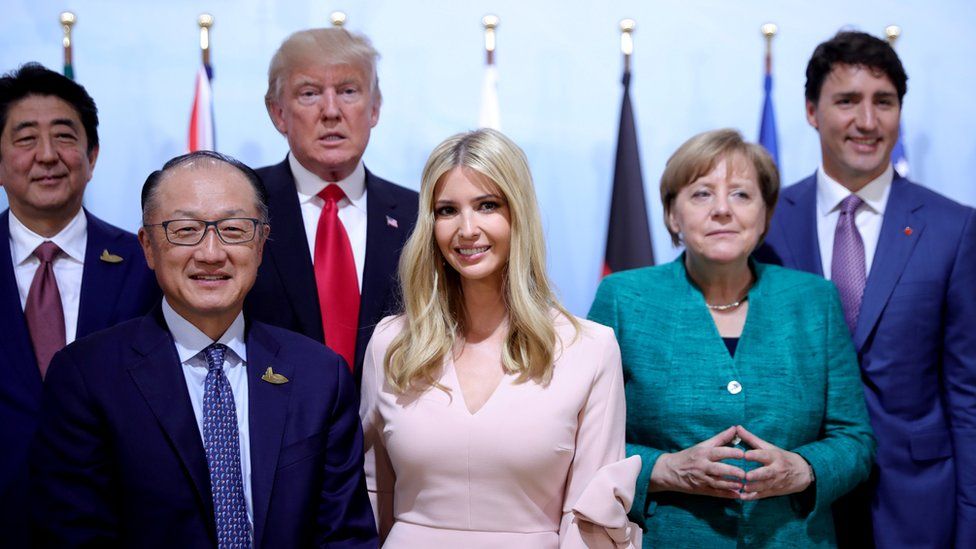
[[482, 15, 499, 65], [619, 19, 636, 73], [331, 11, 347, 27], [761, 23, 777, 72], [60, 11, 76, 58], [198, 14, 214, 65], [885, 25, 901, 46]]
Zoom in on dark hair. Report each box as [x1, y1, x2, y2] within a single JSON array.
[[805, 31, 908, 105], [141, 151, 270, 223], [0, 62, 99, 155]]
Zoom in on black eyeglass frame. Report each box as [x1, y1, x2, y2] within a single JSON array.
[[143, 217, 266, 246]]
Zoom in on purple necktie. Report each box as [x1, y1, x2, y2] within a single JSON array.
[[24, 241, 66, 378], [832, 194, 866, 333], [202, 343, 251, 548]]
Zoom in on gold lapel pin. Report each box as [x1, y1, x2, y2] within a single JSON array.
[[261, 366, 289, 384], [100, 249, 124, 263]]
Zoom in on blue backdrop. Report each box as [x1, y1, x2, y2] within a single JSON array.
[[3, 0, 975, 314]]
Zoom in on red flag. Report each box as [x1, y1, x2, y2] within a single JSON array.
[[188, 64, 214, 152]]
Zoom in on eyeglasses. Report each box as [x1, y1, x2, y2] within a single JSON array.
[[143, 218, 265, 246]]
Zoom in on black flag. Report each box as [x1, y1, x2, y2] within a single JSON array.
[[603, 71, 654, 275]]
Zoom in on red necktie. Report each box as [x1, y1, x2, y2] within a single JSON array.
[[314, 185, 360, 370], [24, 241, 66, 378]]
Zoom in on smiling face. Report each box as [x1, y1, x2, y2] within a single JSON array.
[[267, 62, 379, 182], [668, 154, 767, 267], [807, 63, 901, 191], [0, 94, 97, 233], [433, 167, 512, 290], [139, 162, 268, 335]]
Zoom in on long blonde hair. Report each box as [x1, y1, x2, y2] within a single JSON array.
[[385, 129, 578, 393]]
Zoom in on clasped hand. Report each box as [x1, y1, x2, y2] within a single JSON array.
[[650, 425, 813, 500]]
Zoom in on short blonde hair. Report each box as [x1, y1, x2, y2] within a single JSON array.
[[384, 129, 578, 393], [265, 28, 381, 105], [660, 128, 780, 246]]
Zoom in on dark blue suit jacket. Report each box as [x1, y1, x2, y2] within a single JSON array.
[[0, 209, 159, 547], [29, 308, 377, 548], [756, 173, 976, 548], [246, 159, 418, 384]]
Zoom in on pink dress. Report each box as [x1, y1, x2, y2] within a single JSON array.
[[360, 315, 642, 548]]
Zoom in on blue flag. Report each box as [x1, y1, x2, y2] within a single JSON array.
[[892, 127, 909, 177], [759, 73, 779, 167]]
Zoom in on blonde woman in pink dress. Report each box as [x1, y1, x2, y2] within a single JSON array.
[[360, 129, 641, 548]]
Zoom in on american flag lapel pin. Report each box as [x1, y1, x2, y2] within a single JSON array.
[[386, 215, 398, 229]]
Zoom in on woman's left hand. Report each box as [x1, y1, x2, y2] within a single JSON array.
[[735, 425, 814, 500]]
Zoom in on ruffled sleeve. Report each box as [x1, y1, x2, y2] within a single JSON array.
[[561, 456, 643, 548]]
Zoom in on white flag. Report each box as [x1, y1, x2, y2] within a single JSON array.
[[479, 65, 500, 130]]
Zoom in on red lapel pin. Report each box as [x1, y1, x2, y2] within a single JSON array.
[[904, 226, 913, 236]]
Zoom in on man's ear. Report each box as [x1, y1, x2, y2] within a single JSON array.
[[138, 227, 156, 270], [266, 99, 288, 135], [805, 100, 819, 130]]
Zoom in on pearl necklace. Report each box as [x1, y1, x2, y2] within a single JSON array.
[[706, 295, 749, 311]]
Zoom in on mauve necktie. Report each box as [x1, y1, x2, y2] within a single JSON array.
[[202, 343, 250, 548], [314, 185, 360, 370], [832, 194, 866, 333], [24, 241, 66, 378]]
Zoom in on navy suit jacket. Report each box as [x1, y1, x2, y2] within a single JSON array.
[[246, 159, 418, 384], [0, 209, 159, 546], [29, 308, 377, 548], [756, 173, 976, 548]]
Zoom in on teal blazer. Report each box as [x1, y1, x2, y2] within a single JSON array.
[[588, 258, 874, 548]]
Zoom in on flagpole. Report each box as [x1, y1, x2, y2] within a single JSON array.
[[603, 17, 654, 274], [331, 11, 347, 28], [483, 15, 499, 67], [620, 18, 635, 74], [479, 15, 501, 129], [884, 24, 910, 177], [60, 11, 76, 79], [884, 24, 901, 46], [198, 13, 214, 67], [761, 23, 776, 75]]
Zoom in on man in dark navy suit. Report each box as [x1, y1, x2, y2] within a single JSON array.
[[30, 151, 376, 547], [0, 63, 159, 546], [248, 28, 418, 383], [757, 31, 976, 548]]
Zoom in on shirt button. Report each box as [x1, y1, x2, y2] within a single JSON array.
[[727, 380, 742, 395]]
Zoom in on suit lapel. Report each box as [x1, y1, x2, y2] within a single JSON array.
[[245, 322, 292, 549], [0, 210, 43, 393], [779, 175, 824, 276], [126, 310, 214, 526], [853, 177, 923, 349], [359, 169, 402, 360], [76, 211, 127, 338], [265, 159, 323, 340]]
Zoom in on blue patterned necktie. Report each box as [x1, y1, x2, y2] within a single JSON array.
[[832, 194, 866, 333], [203, 343, 251, 548]]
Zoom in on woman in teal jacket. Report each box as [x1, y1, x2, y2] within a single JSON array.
[[589, 129, 874, 547]]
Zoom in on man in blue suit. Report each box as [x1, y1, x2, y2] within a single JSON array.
[[0, 63, 159, 546], [30, 151, 377, 547], [757, 32, 976, 548], [247, 28, 418, 384]]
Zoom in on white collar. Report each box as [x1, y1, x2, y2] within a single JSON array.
[[289, 153, 367, 210], [161, 298, 247, 365], [9, 207, 88, 266], [816, 163, 893, 217]]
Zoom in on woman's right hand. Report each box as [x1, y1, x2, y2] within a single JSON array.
[[649, 426, 746, 499]]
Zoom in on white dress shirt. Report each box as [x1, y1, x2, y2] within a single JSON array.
[[289, 153, 367, 289], [815, 164, 893, 279], [9, 208, 87, 344], [162, 299, 253, 528]]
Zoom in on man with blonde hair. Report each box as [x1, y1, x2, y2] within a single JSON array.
[[248, 28, 418, 383]]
